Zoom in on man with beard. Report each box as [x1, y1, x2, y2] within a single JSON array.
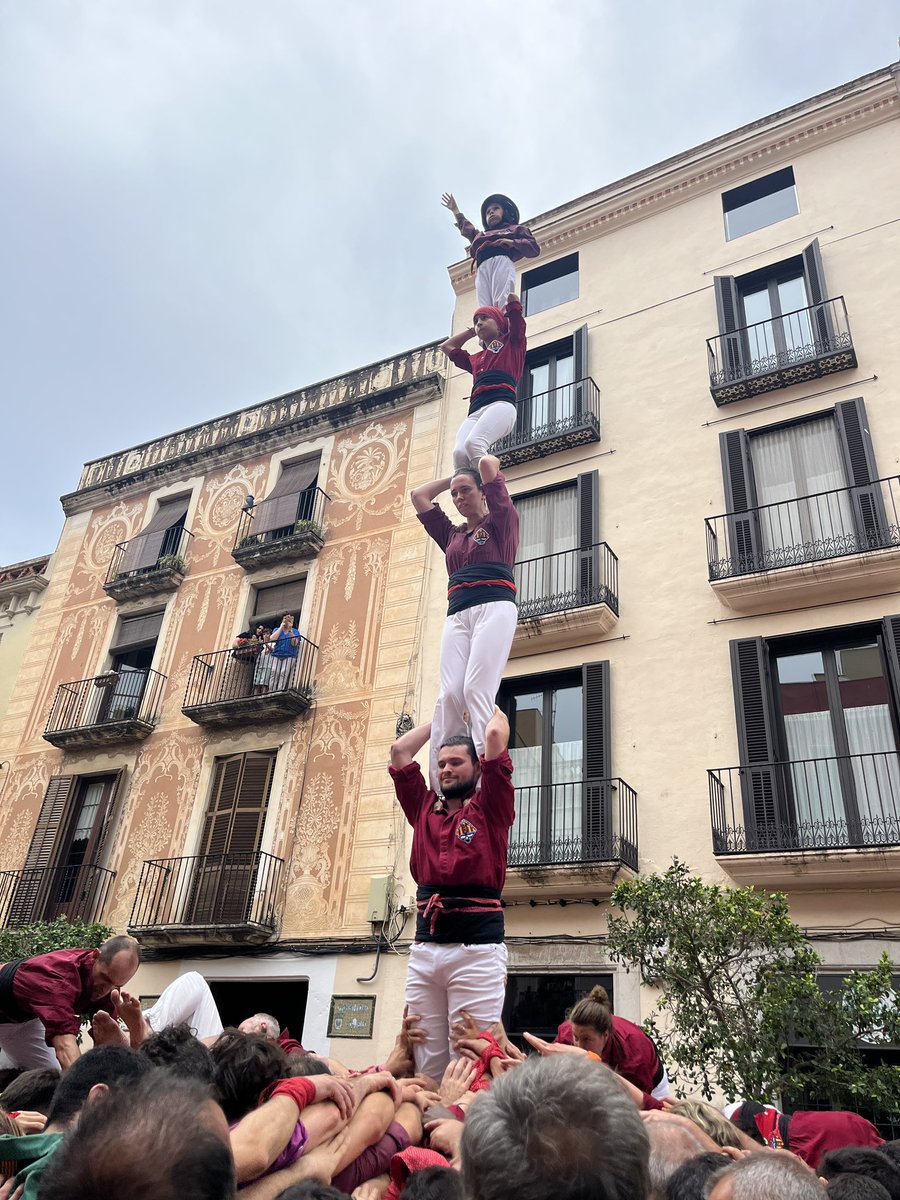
[[389, 709, 514, 1082]]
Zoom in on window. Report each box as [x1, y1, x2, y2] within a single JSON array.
[[499, 662, 610, 865], [96, 610, 164, 722], [722, 166, 798, 240], [514, 473, 599, 617], [117, 494, 190, 576], [729, 617, 900, 850], [522, 253, 578, 316], [253, 458, 321, 540], [503, 973, 614, 1048], [250, 577, 306, 631], [718, 398, 888, 574]]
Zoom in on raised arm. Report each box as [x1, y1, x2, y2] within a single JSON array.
[[483, 708, 509, 761], [410, 477, 453, 515], [391, 722, 432, 769], [478, 455, 501, 485], [442, 193, 477, 243], [439, 324, 475, 360]]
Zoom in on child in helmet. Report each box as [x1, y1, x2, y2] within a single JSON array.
[[442, 192, 540, 309]]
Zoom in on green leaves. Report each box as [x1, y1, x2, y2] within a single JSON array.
[[0, 916, 113, 963]]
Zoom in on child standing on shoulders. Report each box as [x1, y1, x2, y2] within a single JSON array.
[[440, 293, 526, 471], [442, 192, 540, 309]]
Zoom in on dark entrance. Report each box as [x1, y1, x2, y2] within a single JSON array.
[[207, 979, 310, 1040]]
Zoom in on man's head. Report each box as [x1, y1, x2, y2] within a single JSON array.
[[461, 1056, 650, 1200], [818, 1149, 900, 1200], [238, 1012, 281, 1040], [45, 1045, 151, 1130], [37, 1072, 235, 1200], [0, 1066, 60, 1116], [647, 1121, 708, 1199], [139, 1023, 215, 1084], [210, 1030, 289, 1122], [825, 1176, 893, 1200], [437, 736, 479, 801], [706, 1151, 825, 1200], [665, 1151, 729, 1200], [90, 934, 140, 1000]]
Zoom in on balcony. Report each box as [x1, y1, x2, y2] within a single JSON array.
[[103, 527, 192, 601], [232, 487, 329, 570], [128, 851, 283, 945], [491, 377, 601, 468], [706, 476, 900, 611], [707, 297, 857, 406], [0, 864, 115, 928], [181, 640, 317, 727], [44, 668, 166, 749], [510, 543, 619, 657], [709, 753, 900, 888], [504, 778, 638, 898]]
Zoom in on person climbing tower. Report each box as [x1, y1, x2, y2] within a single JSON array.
[[442, 192, 540, 309]]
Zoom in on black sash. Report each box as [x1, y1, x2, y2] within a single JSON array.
[[0, 959, 27, 1024]]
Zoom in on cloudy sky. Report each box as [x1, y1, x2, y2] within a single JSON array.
[[1, 1, 897, 563]]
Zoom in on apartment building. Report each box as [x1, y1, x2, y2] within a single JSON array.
[[0, 60, 897, 1066]]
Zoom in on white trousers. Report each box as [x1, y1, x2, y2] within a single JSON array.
[[453, 401, 518, 471], [651, 1066, 671, 1100], [0, 1020, 58, 1069], [475, 257, 516, 309], [405, 941, 508, 1083], [145, 971, 224, 1040], [430, 600, 518, 792]]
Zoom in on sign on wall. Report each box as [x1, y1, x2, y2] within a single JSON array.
[[328, 995, 376, 1039]]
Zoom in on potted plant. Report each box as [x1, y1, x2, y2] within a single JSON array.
[[157, 554, 187, 573], [293, 519, 323, 539], [237, 535, 258, 550], [231, 637, 262, 663]]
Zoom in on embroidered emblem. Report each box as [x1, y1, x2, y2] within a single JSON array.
[[457, 818, 477, 845], [472, 527, 490, 546], [485, 340, 504, 354]]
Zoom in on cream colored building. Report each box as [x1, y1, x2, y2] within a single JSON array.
[[0, 61, 898, 1069]]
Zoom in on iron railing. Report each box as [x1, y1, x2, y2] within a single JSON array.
[[491, 377, 601, 459], [706, 475, 900, 580], [507, 778, 638, 870], [129, 851, 284, 933], [233, 486, 329, 553], [45, 668, 167, 736], [709, 753, 900, 854], [105, 525, 193, 584], [183, 639, 317, 710], [515, 542, 618, 620], [707, 296, 856, 400], [0, 864, 115, 928]]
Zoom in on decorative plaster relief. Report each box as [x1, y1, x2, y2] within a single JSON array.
[[327, 422, 408, 532]]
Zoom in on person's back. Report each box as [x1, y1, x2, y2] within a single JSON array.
[[461, 1055, 649, 1200]]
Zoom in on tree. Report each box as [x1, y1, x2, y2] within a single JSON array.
[[0, 916, 113, 963], [607, 860, 900, 1109]]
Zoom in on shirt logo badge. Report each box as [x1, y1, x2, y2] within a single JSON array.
[[486, 340, 504, 353], [472, 527, 490, 546], [457, 818, 478, 845]]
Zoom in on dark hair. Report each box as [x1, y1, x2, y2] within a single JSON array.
[[0, 1066, 60, 1115], [140, 1023, 215, 1085], [439, 736, 478, 766], [568, 984, 613, 1037], [402, 1166, 465, 1200], [450, 467, 483, 490], [46, 1046, 151, 1128], [276, 1185, 353, 1200], [826, 1175, 893, 1200], [97, 933, 141, 965], [211, 1030, 288, 1122], [38, 1072, 235, 1200], [288, 1054, 333, 1077], [882, 1144, 900, 1170], [664, 1151, 728, 1200], [819, 1149, 900, 1199]]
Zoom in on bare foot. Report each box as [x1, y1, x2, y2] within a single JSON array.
[[91, 1010, 128, 1047], [111, 988, 150, 1048]]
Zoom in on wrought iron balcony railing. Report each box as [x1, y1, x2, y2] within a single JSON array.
[[707, 297, 857, 404], [232, 486, 329, 563], [104, 525, 193, 593], [0, 863, 115, 928], [44, 668, 167, 747], [515, 542, 618, 621], [128, 851, 284, 936], [491, 377, 601, 466], [507, 777, 638, 870], [706, 475, 900, 580], [709, 753, 900, 854], [182, 639, 317, 725]]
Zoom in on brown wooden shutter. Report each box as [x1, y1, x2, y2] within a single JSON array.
[[577, 471, 599, 602], [714, 276, 744, 379], [90, 771, 125, 867], [109, 611, 165, 656], [9, 776, 77, 924], [719, 429, 760, 574], [729, 638, 782, 847], [254, 459, 321, 534], [119, 495, 190, 574], [834, 398, 887, 549], [251, 578, 307, 627], [582, 661, 611, 858]]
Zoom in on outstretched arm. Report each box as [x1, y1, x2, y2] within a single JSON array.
[[410, 477, 453, 515], [483, 708, 509, 761], [442, 193, 477, 243], [391, 722, 432, 769]]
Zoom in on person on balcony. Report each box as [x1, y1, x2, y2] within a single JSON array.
[[439, 294, 526, 473], [389, 708, 515, 1082], [266, 613, 301, 691], [410, 456, 518, 793], [441, 192, 539, 310]]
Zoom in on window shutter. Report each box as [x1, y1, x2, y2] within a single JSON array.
[[880, 616, 900, 714], [9, 776, 77, 924], [729, 638, 782, 848], [834, 398, 887, 549], [251, 578, 307, 627], [109, 611, 165, 656], [800, 237, 835, 347], [255, 458, 321, 534], [582, 660, 611, 858], [719, 430, 761, 574], [572, 324, 589, 416], [118, 496, 190, 575], [90, 772, 124, 867], [714, 276, 744, 380], [577, 471, 599, 603]]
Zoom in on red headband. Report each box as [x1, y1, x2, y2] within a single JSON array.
[[473, 306, 508, 337]]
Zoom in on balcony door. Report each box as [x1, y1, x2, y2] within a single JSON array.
[[514, 472, 598, 617], [740, 264, 813, 367], [189, 750, 276, 925], [774, 639, 900, 846]]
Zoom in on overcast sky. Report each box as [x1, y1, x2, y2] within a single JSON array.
[[1, 1, 897, 563]]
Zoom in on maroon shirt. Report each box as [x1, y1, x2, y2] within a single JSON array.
[[418, 473, 519, 574], [557, 1016, 664, 1109], [447, 298, 526, 413], [455, 217, 540, 267], [787, 1110, 884, 1167], [0, 948, 116, 1044]]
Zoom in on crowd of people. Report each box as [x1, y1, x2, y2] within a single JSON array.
[[0, 934, 897, 1199]]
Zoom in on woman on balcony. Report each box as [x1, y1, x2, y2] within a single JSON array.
[[411, 455, 518, 792]]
